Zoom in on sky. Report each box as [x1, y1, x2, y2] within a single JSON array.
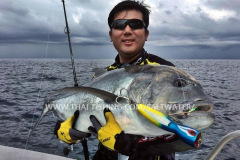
[[0, 0, 240, 59]]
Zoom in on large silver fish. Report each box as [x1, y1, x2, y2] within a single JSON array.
[[32, 65, 214, 139]]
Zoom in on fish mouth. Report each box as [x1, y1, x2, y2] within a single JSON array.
[[168, 99, 215, 130], [188, 102, 213, 112], [168, 99, 214, 119]]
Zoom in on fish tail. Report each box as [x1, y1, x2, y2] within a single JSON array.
[[28, 105, 51, 139]]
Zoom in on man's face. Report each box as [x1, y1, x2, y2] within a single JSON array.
[[109, 10, 149, 63]]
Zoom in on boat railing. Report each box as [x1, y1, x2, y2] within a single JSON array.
[[205, 130, 240, 160]]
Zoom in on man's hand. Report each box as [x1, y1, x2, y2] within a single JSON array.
[[88, 108, 123, 150], [54, 110, 91, 144]]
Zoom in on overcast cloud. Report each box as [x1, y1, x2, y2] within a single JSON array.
[[0, 0, 239, 59]]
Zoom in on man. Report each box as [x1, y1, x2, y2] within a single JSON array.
[[54, 1, 193, 160], [105, 1, 173, 71]]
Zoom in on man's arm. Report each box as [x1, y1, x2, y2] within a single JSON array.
[[114, 133, 194, 156], [92, 131, 193, 160]]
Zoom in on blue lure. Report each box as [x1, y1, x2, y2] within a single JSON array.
[[137, 104, 202, 148]]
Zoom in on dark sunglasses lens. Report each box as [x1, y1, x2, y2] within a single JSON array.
[[112, 20, 127, 29], [129, 20, 144, 29], [112, 19, 145, 30]]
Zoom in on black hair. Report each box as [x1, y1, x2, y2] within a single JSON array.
[[108, 0, 151, 29]]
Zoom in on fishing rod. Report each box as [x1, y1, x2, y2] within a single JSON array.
[[61, 1, 89, 160], [61, 0, 78, 87]]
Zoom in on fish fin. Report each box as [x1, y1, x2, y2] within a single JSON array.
[[93, 68, 108, 77], [28, 105, 50, 139], [77, 87, 127, 104], [48, 86, 127, 104]]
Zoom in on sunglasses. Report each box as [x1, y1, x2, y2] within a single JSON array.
[[111, 19, 146, 30]]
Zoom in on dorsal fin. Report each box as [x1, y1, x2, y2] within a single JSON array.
[[45, 86, 127, 104]]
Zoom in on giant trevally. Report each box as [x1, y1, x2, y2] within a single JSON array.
[[31, 65, 214, 140]]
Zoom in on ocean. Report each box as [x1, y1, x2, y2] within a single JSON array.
[[0, 59, 239, 160]]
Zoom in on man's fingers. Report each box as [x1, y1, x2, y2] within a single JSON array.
[[69, 129, 91, 140], [88, 126, 98, 137], [72, 110, 79, 128], [53, 121, 63, 136], [90, 115, 102, 131], [74, 110, 79, 119], [104, 108, 116, 123], [104, 108, 111, 114]]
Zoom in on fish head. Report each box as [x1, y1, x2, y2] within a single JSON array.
[[128, 65, 215, 130]]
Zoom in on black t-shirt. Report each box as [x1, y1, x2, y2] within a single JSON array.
[[105, 49, 174, 71]]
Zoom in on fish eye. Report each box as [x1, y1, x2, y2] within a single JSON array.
[[174, 78, 187, 87]]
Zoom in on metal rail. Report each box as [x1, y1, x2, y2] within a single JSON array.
[[205, 130, 240, 160]]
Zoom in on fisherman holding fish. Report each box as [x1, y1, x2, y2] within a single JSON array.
[[54, 1, 196, 160]]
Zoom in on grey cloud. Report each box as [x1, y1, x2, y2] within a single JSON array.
[[76, 12, 109, 37], [69, 0, 109, 10], [180, 12, 240, 39], [149, 7, 240, 49], [72, 41, 109, 46], [196, 7, 202, 13], [0, 0, 240, 59], [0, 2, 28, 16], [228, 17, 240, 23], [158, 3, 164, 9], [0, 0, 110, 46], [162, 20, 168, 24], [204, 0, 240, 12], [196, 44, 215, 49], [145, 45, 240, 59], [165, 10, 172, 15], [0, 43, 116, 59]]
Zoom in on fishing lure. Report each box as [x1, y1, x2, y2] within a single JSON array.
[[137, 104, 202, 148]]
